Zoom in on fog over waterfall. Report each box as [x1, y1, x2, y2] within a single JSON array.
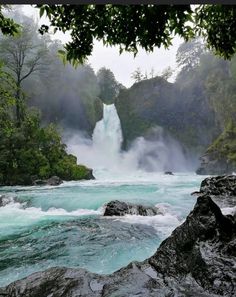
[[67, 104, 196, 174]]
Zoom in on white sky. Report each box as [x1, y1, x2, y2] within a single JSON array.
[[21, 5, 183, 88]]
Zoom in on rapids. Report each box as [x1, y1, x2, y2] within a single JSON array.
[[0, 104, 204, 287]]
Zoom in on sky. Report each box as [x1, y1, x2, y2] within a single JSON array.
[[21, 5, 183, 88]]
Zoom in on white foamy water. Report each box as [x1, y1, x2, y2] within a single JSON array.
[[0, 103, 206, 287], [67, 103, 196, 175]]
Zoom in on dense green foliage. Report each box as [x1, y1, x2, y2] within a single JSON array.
[[0, 5, 19, 35], [0, 98, 93, 186], [0, 9, 103, 135], [36, 5, 236, 62], [97, 67, 124, 104], [115, 76, 217, 153], [206, 121, 236, 169], [0, 61, 93, 185], [0, 10, 97, 185], [115, 37, 236, 166], [0, 15, 49, 126]]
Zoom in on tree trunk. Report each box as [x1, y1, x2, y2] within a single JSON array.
[[16, 83, 21, 127]]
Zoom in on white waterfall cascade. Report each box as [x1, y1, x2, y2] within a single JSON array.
[[67, 103, 194, 177], [91, 104, 124, 171]]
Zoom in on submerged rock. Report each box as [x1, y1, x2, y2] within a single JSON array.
[[103, 200, 161, 216], [32, 176, 63, 186], [164, 171, 174, 175], [1, 183, 235, 296]]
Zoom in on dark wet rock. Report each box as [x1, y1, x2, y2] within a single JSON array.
[[103, 200, 161, 216], [200, 175, 236, 196], [199, 175, 236, 208], [32, 176, 63, 186], [148, 195, 236, 296], [0, 267, 103, 297], [191, 191, 202, 196], [164, 171, 174, 175], [1, 194, 235, 296]]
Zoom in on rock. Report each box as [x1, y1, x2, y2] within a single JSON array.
[[1, 177, 236, 296], [164, 171, 174, 175], [46, 176, 63, 186], [200, 175, 236, 196], [32, 179, 47, 186], [196, 153, 235, 175], [191, 191, 202, 196], [199, 175, 236, 208], [32, 176, 63, 186], [103, 200, 161, 216], [1, 194, 235, 296], [84, 168, 95, 180]]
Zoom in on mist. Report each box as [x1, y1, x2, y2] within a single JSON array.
[[66, 104, 198, 175]]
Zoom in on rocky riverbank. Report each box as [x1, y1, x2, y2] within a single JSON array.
[[0, 176, 235, 297]]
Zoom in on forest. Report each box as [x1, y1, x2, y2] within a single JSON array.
[[0, 5, 236, 297]]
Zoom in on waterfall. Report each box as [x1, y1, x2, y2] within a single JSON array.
[[67, 103, 193, 177], [92, 104, 123, 160], [67, 103, 126, 173]]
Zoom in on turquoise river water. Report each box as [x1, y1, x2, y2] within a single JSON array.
[[0, 170, 204, 287]]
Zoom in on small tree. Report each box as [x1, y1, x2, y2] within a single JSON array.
[[131, 67, 144, 83], [0, 18, 49, 126], [161, 66, 173, 80]]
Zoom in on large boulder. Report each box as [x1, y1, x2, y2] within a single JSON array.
[[1, 193, 235, 296], [103, 200, 161, 216], [199, 175, 236, 208]]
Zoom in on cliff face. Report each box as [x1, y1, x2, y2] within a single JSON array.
[[115, 77, 218, 153], [197, 122, 236, 175], [1, 176, 235, 297]]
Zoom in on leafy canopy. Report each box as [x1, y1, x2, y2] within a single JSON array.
[[36, 5, 236, 63], [1, 5, 236, 63]]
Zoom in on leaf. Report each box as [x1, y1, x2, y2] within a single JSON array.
[[39, 7, 44, 18]]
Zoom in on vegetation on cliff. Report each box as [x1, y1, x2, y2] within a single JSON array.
[[0, 9, 103, 136], [115, 67, 217, 153], [116, 38, 236, 164], [206, 121, 236, 170], [0, 66, 93, 185], [0, 13, 95, 185]]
